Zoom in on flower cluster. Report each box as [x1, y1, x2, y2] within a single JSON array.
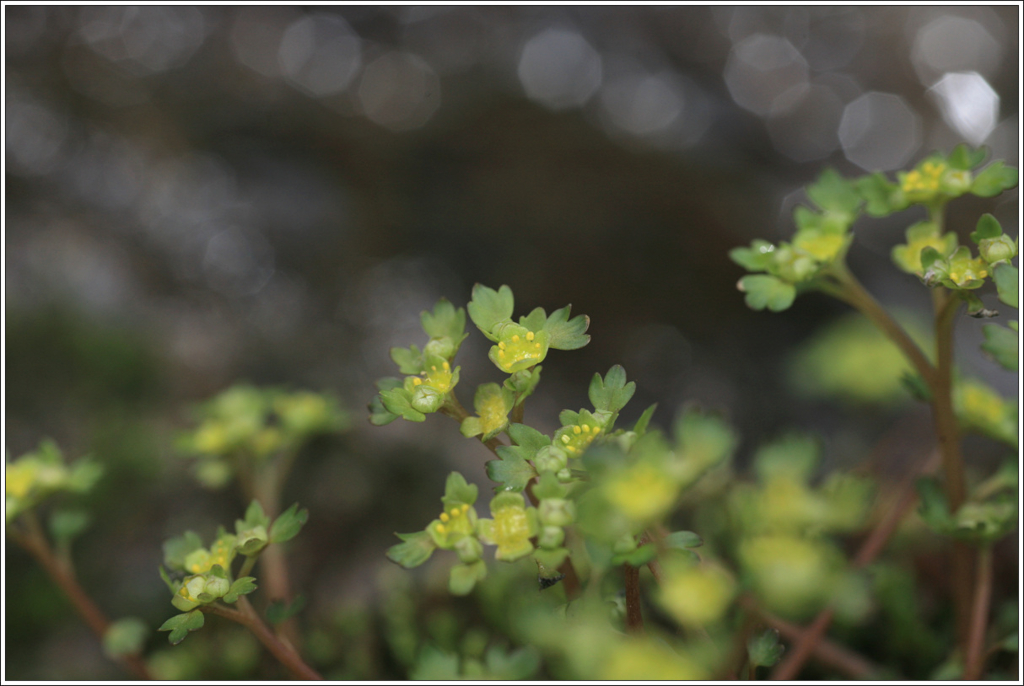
[[5, 440, 101, 523]]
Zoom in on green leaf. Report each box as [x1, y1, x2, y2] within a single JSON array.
[[748, 628, 785, 668], [753, 433, 819, 482], [386, 530, 437, 568], [664, 531, 703, 550], [632, 403, 658, 437], [487, 447, 538, 493], [900, 371, 932, 402], [49, 509, 91, 546], [589, 365, 636, 414], [947, 143, 988, 170], [442, 472, 478, 509], [507, 423, 551, 453], [237, 499, 270, 531], [266, 595, 306, 624], [916, 477, 952, 535], [729, 240, 776, 272], [163, 531, 204, 571], [738, 275, 796, 312], [611, 543, 657, 567], [856, 172, 904, 216], [519, 306, 548, 332], [421, 299, 466, 342], [368, 394, 399, 426], [269, 503, 308, 544], [807, 168, 861, 214], [993, 264, 1018, 309], [544, 304, 591, 350], [468, 284, 514, 340], [158, 610, 205, 645], [222, 577, 258, 604], [970, 213, 1002, 243], [449, 560, 487, 595], [971, 161, 1018, 197], [982, 324, 1018, 371], [504, 366, 542, 405], [533, 546, 570, 573], [484, 645, 540, 680], [390, 345, 423, 374], [411, 645, 461, 680], [1001, 632, 1018, 653], [378, 388, 426, 422], [158, 566, 178, 595], [532, 471, 567, 501]]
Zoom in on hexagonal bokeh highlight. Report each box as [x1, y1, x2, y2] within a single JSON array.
[[838, 92, 921, 171]]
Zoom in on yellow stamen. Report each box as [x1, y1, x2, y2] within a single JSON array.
[[573, 426, 581, 435], [526, 331, 535, 341], [450, 508, 460, 517], [440, 512, 450, 522], [498, 341, 506, 349], [436, 523, 446, 533], [412, 377, 422, 385], [561, 435, 570, 444], [582, 425, 591, 432], [512, 334, 520, 342], [443, 361, 450, 371]]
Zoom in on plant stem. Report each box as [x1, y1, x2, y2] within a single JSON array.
[[932, 287, 975, 650], [770, 450, 938, 680], [623, 562, 644, 635], [963, 546, 994, 680], [10, 514, 153, 680], [738, 596, 879, 679], [253, 460, 303, 652], [205, 597, 322, 680], [829, 264, 935, 386]]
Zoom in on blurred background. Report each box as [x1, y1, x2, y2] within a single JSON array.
[[4, 5, 1019, 679]]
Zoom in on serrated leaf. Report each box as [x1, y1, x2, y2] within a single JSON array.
[[533, 546, 570, 571], [738, 275, 796, 312], [545, 305, 591, 350], [368, 395, 399, 426], [386, 530, 436, 568], [856, 172, 902, 217], [390, 345, 423, 374], [664, 531, 703, 550], [421, 299, 466, 341], [748, 628, 785, 668], [807, 168, 861, 214], [238, 500, 269, 531], [378, 388, 426, 422], [730, 240, 776, 272], [972, 161, 1018, 197], [982, 324, 1018, 371], [947, 143, 988, 170], [588, 364, 636, 413], [507, 423, 551, 453], [158, 610, 204, 645], [442, 472, 478, 509], [970, 213, 1002, 243], [266, 595, 306, 624], [993, 264, 1018, 309], [468, 284, 514, 340], [487, 447, 537, 493], [223, 577, 258, 604], [269, 503, 308, 544], [519, 306, 547, 332], [163, 531, 205, 571], [158, 566, 178, 595]]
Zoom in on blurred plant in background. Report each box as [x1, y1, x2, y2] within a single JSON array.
[[4, 4, 1019, 682]]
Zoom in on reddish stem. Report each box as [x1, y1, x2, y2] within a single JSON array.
[[623, 563, 644, 635]]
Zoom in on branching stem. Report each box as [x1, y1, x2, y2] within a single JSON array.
[[205, 597, 322, 680], [963, 546, 994, 680]]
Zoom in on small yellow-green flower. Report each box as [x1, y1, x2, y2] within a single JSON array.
[[658, 562, 736, 627], [460, 383, 514, 440], [553, 411, 603, 457], [891, 222, 958, 275], [182, 535, 237, 575], [944, 247, 989, 289], [428, 502, 478, 549], [604, 462, 678, 525], [478, 492, 538, 561], [900, 159, 945, 201], [490, 324, 551, 374]]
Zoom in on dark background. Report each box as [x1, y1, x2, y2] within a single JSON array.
[[4, 5, 1019, 679]]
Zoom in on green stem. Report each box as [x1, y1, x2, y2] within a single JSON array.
[[828, 263, 936, 386], [440, 394, 504, 455], [963, 546, 994, 680], [10, 514, 154, 680], [205, 598, 322, 680]]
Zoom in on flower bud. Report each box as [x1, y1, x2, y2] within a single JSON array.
[[534, 445, 568, 474], [454, 535, 483, 564], [538, 525, 565, 550], [423, 337, 456, 360], [978, 235, 1017, 265], [538, 498, 575, 528], [410, 385, 445, 413]]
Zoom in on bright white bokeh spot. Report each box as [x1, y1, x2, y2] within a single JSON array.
[[358, 52, 440, 131], [767, 84, 843, 162], [600, 71, 685, 136], [929, 72, 999, 147], [279, 13, 362, 97], [517, 29, 603, 110], [839, 92, 921, 171], [911, 16, 1001, 85], [724, 34, 808, 117]]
